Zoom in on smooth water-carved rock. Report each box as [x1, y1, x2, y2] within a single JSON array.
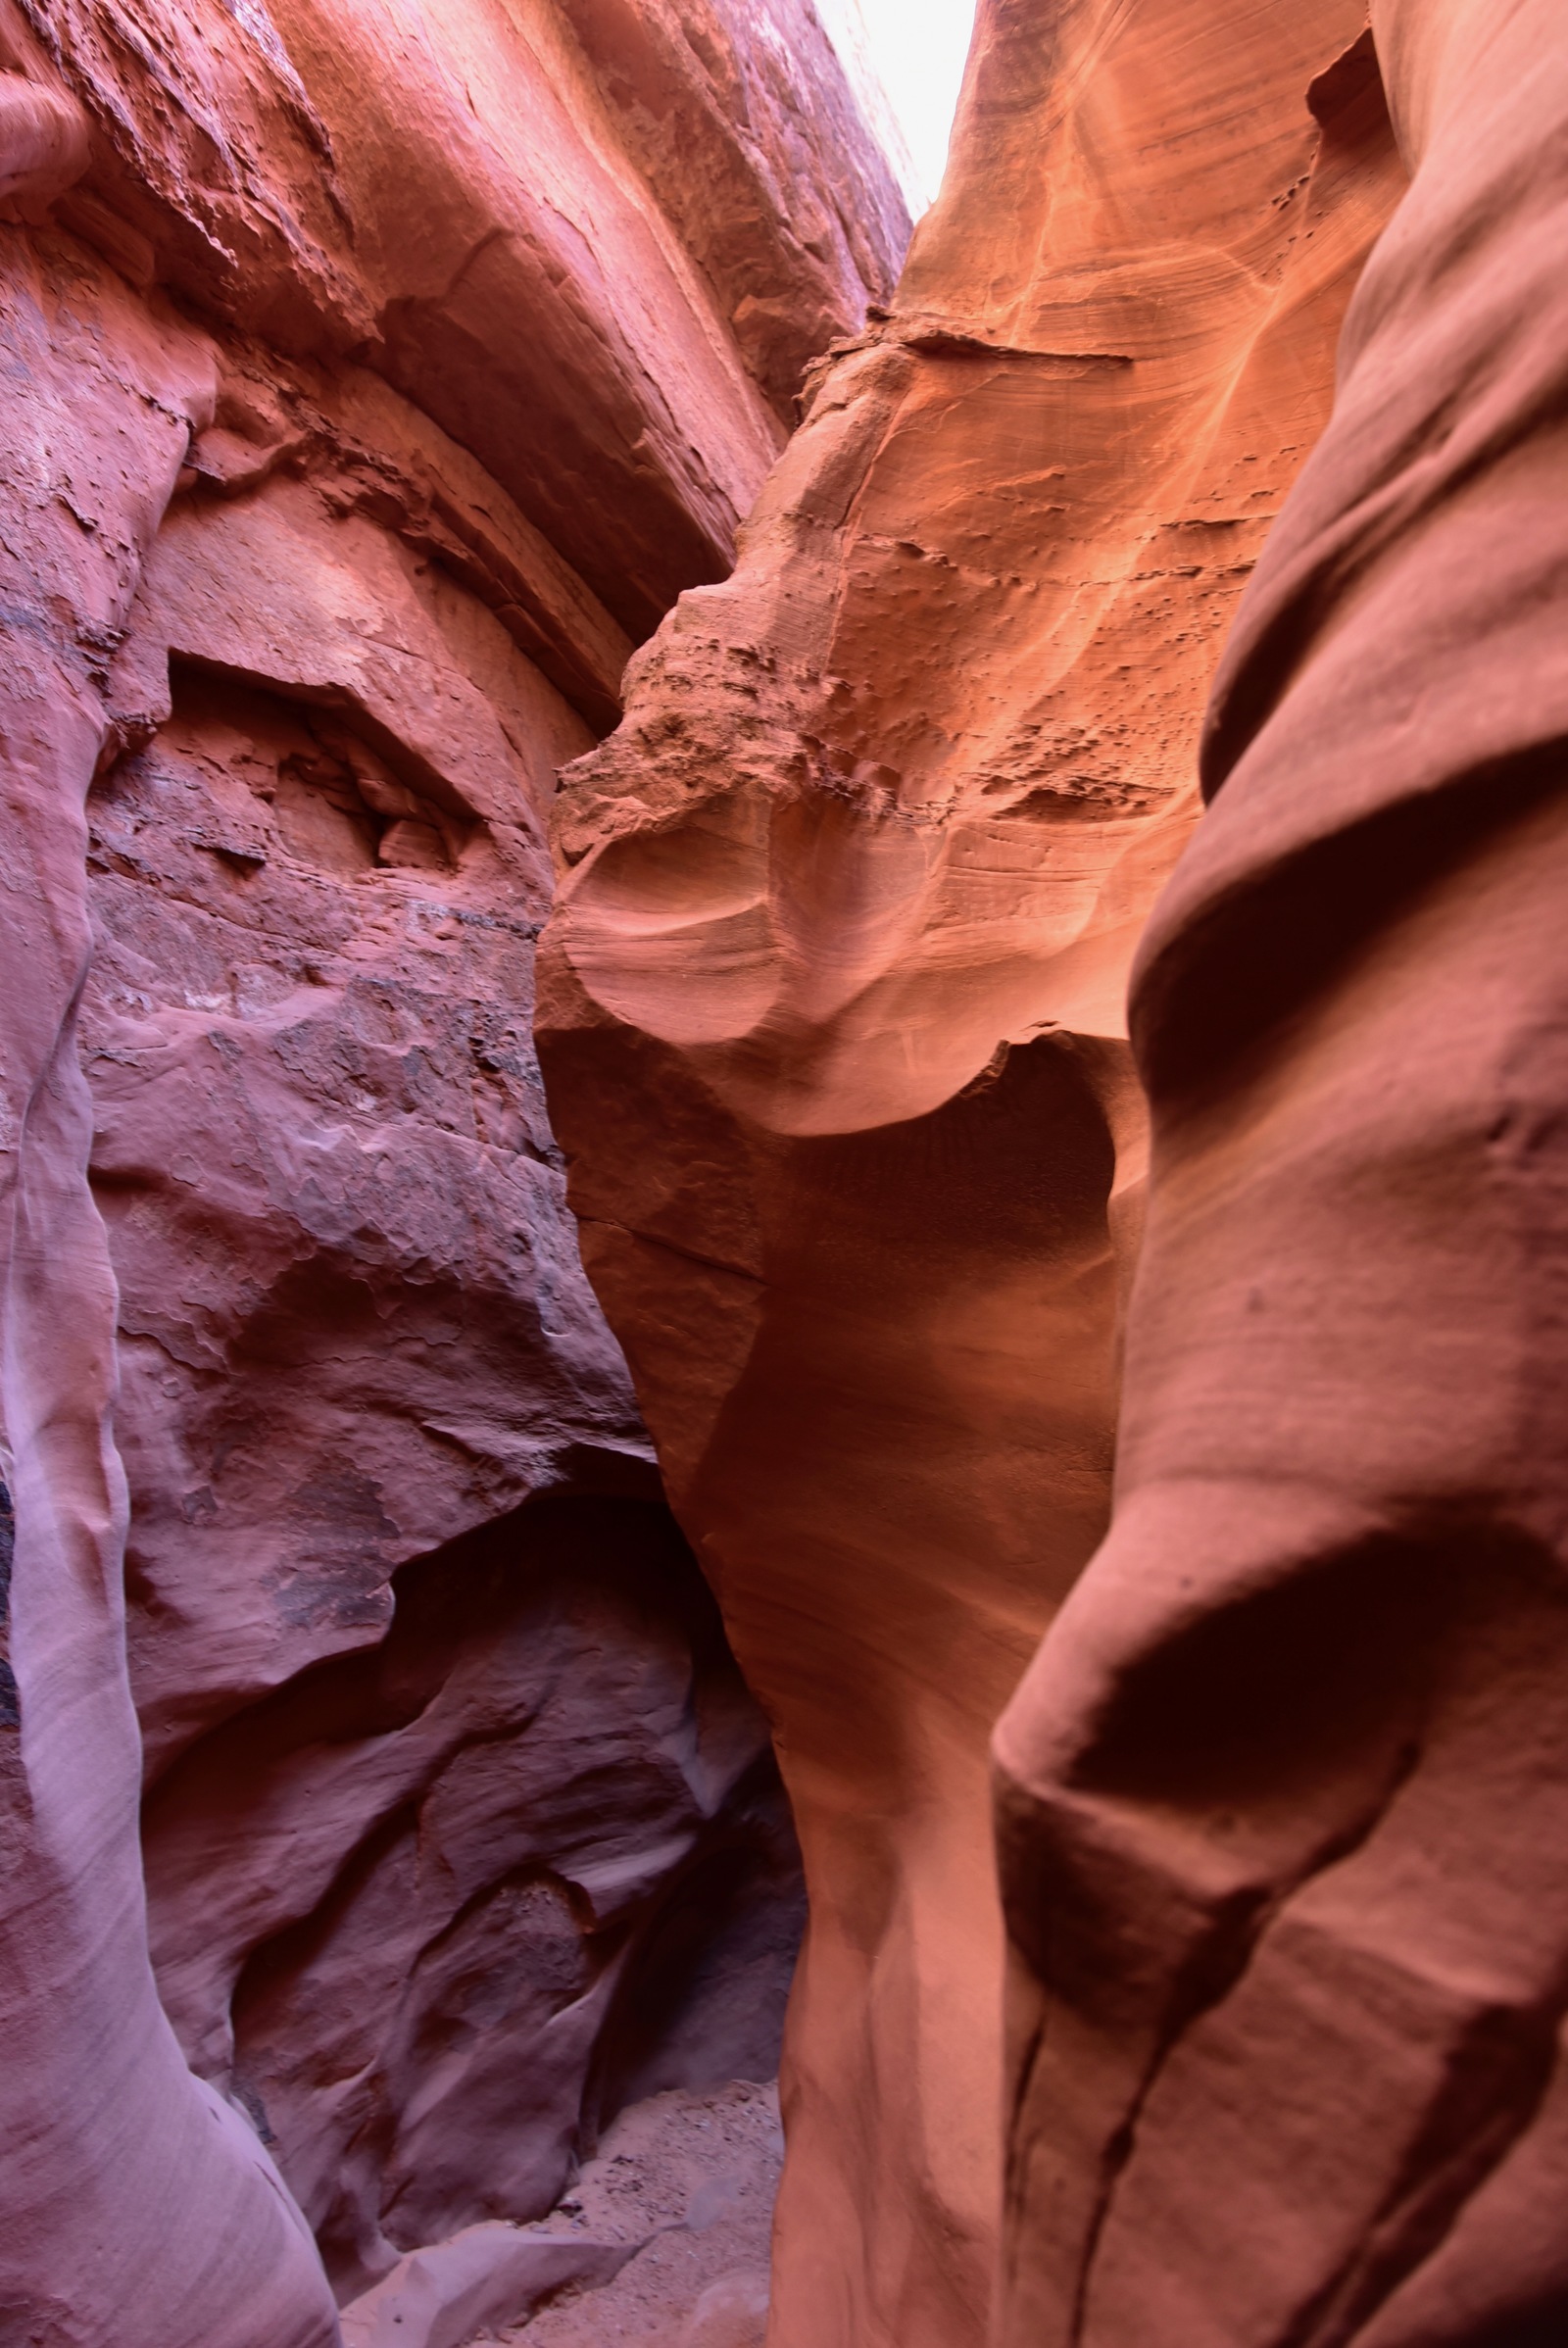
[[994, 2, 1568, 2341], [0, 0, 900, 2336], [538, 3, 1405, 2341], [145, 1497, 802, 2300], [0, 50, 338, 2336]]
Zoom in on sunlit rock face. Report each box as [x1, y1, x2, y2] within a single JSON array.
[[0, 0, 901, 2337], [994, 2, 1568, 2343], [536, 2, 1406, 2341]]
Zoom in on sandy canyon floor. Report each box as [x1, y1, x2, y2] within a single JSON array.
[[493, 2080, 780, 2348]]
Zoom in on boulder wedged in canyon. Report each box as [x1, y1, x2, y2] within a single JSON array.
[[0, 0, 901, 2337], [993, 1, 1568, 2342], [536, 3, 1406, 2340]]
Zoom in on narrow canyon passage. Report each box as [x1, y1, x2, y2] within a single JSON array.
[[0, 2, 1565, 2346], [538, 5, 1407, 2338]]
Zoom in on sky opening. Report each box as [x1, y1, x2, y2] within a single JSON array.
[[816, 0, 978, 217]]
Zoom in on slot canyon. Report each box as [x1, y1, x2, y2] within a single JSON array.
[[0, 0, 1563, 2344]]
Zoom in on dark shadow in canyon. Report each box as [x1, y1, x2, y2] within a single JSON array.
[[141, 1491, 805, 2301]]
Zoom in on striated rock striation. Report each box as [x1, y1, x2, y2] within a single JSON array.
[[0, 0, 902, 2338], [994, 0, 1568, 2341], [537, 2, 1406, 2341]]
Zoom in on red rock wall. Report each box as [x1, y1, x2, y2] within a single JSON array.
[[536, 3, 1406, 2342], [0, 40, 337, 2343], [0, 0, 903, 2336], [8, 0, 1559, 2340], [994, 0, 1568, 2339]]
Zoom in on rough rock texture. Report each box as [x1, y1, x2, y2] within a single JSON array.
[[346, 2079, 784, 2348], [993, 1, 1568, 2342], [145, 1497, 803, 2300], [343, 2225, 641, 2348], [536, 3, 1405, 2342], [15, 0, 1562, 2339], [340, 2078, 780, 2347], [546, 0, 908, 429], [0, 0, 903, 2337], [25, 0, 906, 635]]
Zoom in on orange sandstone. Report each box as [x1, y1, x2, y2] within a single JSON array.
[[537, 4, 1405, 2340]]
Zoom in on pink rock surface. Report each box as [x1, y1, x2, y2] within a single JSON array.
[[9, 0, 1562, 2337], [0, 0, 901, 2336], [25, 0, 906, 634], [144, 1496, 803, 2299], [0, 18, 338, 2336], [994, 1, 1568, 2341], [89, 445, 613, 1766]]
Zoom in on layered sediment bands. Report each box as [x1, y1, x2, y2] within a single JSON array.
[[538, 4, 1405, 2341], [86, 436, 618, 1768], [0, 94, 338, 2348], [0, 0, 897, 2335], [24, 0, 906, 634], [993, 1, 1568, 2342], [550, 0, 909, 424]]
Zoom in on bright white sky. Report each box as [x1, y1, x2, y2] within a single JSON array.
[[815, 0, 979, 216]]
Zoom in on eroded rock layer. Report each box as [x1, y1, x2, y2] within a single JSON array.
[[537, 3, 1405, 2342], [0, 0, 903, 2337], [147, 1495, 802, 2302]]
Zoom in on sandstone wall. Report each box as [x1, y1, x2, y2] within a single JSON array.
[[7, 0, 1558, 2340], [0, 104, 329, 2347], [536, 3, 1406, 2342], [0, 1, 903, 2337], [994, 0, 1568, 2339]]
